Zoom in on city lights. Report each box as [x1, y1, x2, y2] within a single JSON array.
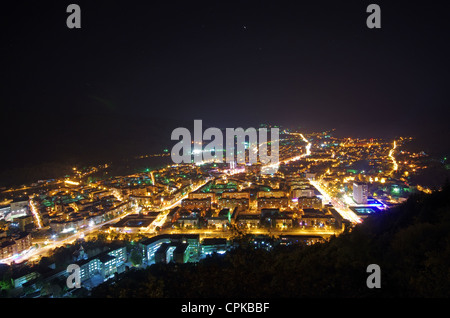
[[1, 0, 446, 301]]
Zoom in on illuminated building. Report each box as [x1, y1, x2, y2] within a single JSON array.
[[0, 232, 32, 260], [8, 197, 29, 221], [201, 238, 229, 256], [15, 215, 34, 231], [130, 195, 153, 207], [218, 197, 249, 210], [298, 196, 322, 209], [154, 242, 193, 264], [259, 209, 293, 229], [181, 197, 211, 210], [205, 209, 231, 229], [98, 254, 118, 278], [50, 201, 130, 233], [0, 204, 10, 220], [189, 192, 216, 202], [349, 206, 381, 219], [140, 236, 171, 264], [140, 234, 200, 265], [76, 246, 126, 282], [353, 182, 368, 204], [89, 190, 111, 200], [0, 240, 16, 259], [155, 243, 173, 263], [12, 232, 32, 252], [300, 209, 337, 229], [109, 213, 155, 233], [257, 197, 289, 210], [175, 210, 201, 228], [77, 258, 101, 282], [299, 188, 316, 198], [273, 215, 293, 229], [257, 191, 285, 198], [173, 243, 190, 263], [106, 245, 127, 263], [11, 269, 39, 288], [236, 214, 260, 228], [221, 192, 250, 200]]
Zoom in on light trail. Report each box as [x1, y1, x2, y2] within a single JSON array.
[[416, 184, 432, 194], [150, 171, 155, 185], [309, 179, 362, 224], [299, 133, 311, 155], [166, 227, 340, 238], [260, 132, 361, 224], [1, 209, 135, 265], [388, 140, 398, 175], [191, 131, 311, 173], [29, 197, 43, 229], [64, 180, 80, 186], [148, 178, 212, 232], [262, 132, 311, 171]]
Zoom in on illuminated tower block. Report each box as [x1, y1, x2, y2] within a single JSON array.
[[353, 182, 368, 204]]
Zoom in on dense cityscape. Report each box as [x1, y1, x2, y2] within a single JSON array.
[[0, 128, 438, 297], [3, 0, 450, 307]]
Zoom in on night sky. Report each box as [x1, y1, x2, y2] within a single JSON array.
[[2, 0, 450, 172]]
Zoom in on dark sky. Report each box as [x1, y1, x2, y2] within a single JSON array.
[[2, 0, 450, 170]]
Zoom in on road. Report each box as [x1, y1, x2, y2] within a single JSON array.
[[29, 197, 43, 229], [388, 140, 398, 175], [261, 132, 311, 172], [1, 208, 137, 265], [2, 178, 213, 264], [165, 227, 340, 239], [309, 179, 362, 224], [148, 178, 212, 232]]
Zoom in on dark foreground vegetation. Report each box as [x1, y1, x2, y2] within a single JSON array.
[[91, 182, 450, 298]]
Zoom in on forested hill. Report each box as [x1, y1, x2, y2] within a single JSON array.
[[91, 182, 450, 298]]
